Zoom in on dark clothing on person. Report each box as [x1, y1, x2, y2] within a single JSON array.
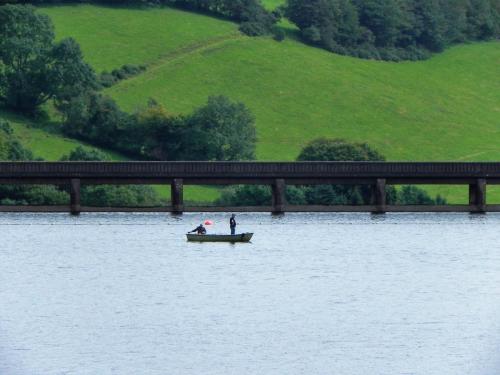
[[190, 225, 206, 235], [230, 217, 236, 235]]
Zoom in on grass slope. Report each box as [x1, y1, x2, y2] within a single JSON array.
[[0, 110, 109, 161], [108, 38, 500, 162], [37, 5, 500, 202], [262, 0, 285, 10], [41, 4, 239, 72]]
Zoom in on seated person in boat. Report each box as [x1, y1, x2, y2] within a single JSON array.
[[189, 224, 207, 235]]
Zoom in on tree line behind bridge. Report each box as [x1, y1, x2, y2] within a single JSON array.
[[1, 0, 498, 61]]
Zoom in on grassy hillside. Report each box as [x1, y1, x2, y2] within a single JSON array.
[[35, 5, 500, 203], [42, 4, 239, 72], [107, 38, 500, 161], [262, 0, 285, 10], [0, 110, 110, 161]]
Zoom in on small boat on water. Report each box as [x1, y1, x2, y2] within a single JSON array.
[[186, 233, 253, 243]]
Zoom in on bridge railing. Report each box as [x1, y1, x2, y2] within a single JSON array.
[[1, 161, 500, 178]]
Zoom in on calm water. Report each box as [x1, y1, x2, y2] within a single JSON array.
[[1, 213, 500, 375]]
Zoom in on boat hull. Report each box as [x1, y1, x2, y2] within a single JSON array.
[[186, 233, 253, 243]]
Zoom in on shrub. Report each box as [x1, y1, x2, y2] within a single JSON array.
[[273, 27, 286, 42], [98, 64, 146, 88]]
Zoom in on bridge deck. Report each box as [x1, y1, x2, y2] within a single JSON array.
[[0, 162, 499, 213]]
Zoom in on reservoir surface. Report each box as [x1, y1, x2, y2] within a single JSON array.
[[1, 213, 500, 375]]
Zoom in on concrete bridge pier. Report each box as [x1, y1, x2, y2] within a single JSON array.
[[171, 178, 184, 214], [469, 178, 486, 213], [70, 178, 81, 215], [272, 179, 286, 214], [373, 178, 387, 214]]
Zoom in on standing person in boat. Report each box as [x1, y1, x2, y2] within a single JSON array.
[[230, 214, 237, 235], [189, 224, 207, 235]]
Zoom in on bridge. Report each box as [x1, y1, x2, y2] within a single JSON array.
[[0, 161, 499, 214]]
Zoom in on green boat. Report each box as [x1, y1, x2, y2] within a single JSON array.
[[186, 233, 253, 243]]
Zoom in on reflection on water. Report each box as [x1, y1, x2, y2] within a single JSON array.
[[1, 213, 500, 375]]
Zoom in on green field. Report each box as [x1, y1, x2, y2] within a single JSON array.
[[105, 38, 500, 163], [262, 0, 285, 10], [14, 5, 500, 203], [41, 5, 239, 72], [0, 110, 111, 161]]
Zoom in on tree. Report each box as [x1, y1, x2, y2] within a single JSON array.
[[297, 138, 385, 205], [410, 0, 446, 52], [355, 0, 404, 47], [466, 0, 498, 39], [297, 138, 385, 162], [130, 100, 187, 160], [183, 96, 257, 161], [59, 146, 110, 162], [0, 5, 54, 112], [61, 91, 129, 147], [438, 0, 468, 43], [286, 0, 362, 51], [0, 5, 96, 113], [50, 38, 98, 113]]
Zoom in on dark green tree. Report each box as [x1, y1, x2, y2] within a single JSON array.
[[0, 5, 96, 113], [61, 91, 129, 147], [0, 5, 54, 112], [183, 96, 257, 161], [466, 0, 498, 39], [410, 0, 446, 52], [50, 38, 98, 113], [59, 145, 109, 162], [355, 0, 404, 47], [297, 138, 385, 162], [286, 0, 362, 52], [438, 0, 468, 43], [129, 100, 187, 160], [297, 138, 385, 205]]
